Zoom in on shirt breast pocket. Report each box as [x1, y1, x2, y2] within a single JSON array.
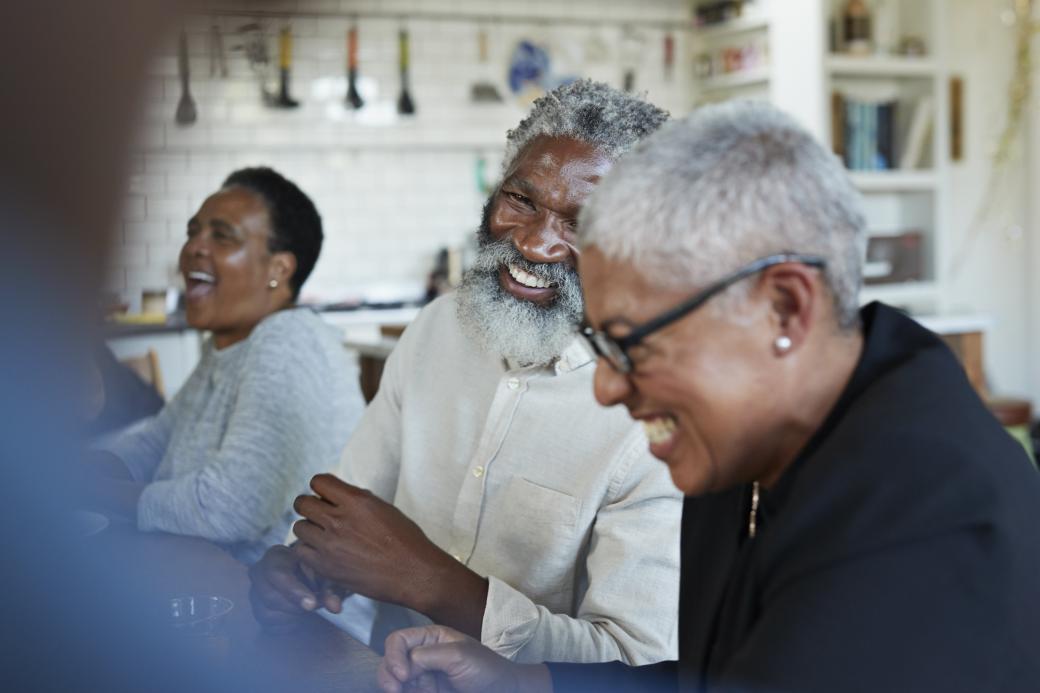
[[495, 476, 583, 592], [501, 475, 580, 529]]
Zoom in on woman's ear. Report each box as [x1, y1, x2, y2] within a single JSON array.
[[270, 251, 297, 287], [764, 264, 818, 355]]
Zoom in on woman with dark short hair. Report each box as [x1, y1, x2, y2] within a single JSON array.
[[89, 167, 364, 563]]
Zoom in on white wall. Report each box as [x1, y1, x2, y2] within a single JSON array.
[[944, 0, 1032, 400], [110, 0, 692, 305], [1028, 3, 1040, 406]]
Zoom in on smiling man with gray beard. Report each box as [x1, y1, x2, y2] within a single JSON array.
[[456, 198, 585, 366], [249, 80, 682, 668]]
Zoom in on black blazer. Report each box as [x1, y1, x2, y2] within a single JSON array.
[[551, 303, 1040, 692]]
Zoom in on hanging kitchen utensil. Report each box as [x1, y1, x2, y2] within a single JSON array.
[[209, 24, 228, 78], [469, 27, 503, 103], [619, 26, 645, 94], [345, 24, 364, 109], [663, 32, 675, 82], [175, 30, 197, 125], [271, 26, 299, 108], [230, 23, 275, 105], [622, 69, 636, 92], [396, 28, 416, 115]]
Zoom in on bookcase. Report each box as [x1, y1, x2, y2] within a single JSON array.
[[691, 0, 949, 315]]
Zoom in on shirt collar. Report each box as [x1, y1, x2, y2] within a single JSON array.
[[502, 335, 594, 375]]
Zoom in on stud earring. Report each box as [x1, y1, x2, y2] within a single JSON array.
[[268, 279, 279, 289], [774, 335, 792, 353]]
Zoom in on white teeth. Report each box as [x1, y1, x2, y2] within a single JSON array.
[[187, 271, 215, 283], [507, 263, 550, 289], [642, 417, 678, 445]]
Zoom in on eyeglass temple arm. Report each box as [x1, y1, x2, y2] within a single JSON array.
[[617, 253, 825, 348]]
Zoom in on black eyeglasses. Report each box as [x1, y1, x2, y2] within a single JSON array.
[[580, 253, 826, 374]]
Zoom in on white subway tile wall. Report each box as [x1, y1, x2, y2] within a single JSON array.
[[114, 0, 692, 303]]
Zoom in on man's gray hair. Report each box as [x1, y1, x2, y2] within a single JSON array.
[[579, 100, 866, 329], [502, 79, 669, 171]]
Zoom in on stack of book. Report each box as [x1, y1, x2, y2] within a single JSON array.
[[831, 92, 933, 171]]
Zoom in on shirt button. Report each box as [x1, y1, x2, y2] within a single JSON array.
[[472, 465, 484, 478], [507, 377, 520, 390]]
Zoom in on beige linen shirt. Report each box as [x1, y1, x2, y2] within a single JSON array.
[[332, 292, 680, 664]]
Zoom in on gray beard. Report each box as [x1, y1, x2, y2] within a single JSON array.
[[456, 232, 584, 367]]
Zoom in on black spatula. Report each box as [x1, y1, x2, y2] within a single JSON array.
[[175, 31, 197, 125], [345, 25, 363, 109], [271, 26, 299, 109]]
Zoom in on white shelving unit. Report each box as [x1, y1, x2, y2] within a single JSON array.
[[691, 2, 773, 104], [691, 0, 952, 316], [826, 0, 949, 315], [826, 54, 937, 77]]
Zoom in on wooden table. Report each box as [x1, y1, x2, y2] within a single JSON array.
[[92, 520, 382, 692]]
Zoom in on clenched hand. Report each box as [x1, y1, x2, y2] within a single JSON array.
[[377, 625, 553, 693], [248, 544, 347, 630], [292, 474, 489, 636]]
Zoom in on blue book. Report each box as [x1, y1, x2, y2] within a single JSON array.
[[867, 103, 878, 171]]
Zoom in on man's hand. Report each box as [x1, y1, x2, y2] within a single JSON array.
[[248, 544, 347, 630], [377, 626, 553, 693], [292, 474, 489, 636]]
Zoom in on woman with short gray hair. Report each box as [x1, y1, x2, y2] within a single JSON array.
[[375, 101, 1040, 692]]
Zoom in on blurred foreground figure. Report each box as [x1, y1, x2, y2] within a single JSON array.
[[0, 2, 278, 691]]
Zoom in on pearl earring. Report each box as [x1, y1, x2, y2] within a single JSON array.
[[774, 335, 792, 353], [268, 279, 279, 289]]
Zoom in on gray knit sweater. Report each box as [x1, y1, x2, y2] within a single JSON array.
[[103, 307, 364, 563]]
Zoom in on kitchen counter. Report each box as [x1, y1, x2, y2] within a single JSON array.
[[102, 303, 424, 338], [105, 304, 422, 398]]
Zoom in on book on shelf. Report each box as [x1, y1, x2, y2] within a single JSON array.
[[864, 231, 923, 285], [832, 92, 895, 171], [831, 92, 932, 172], [898, 96, 933, 170]]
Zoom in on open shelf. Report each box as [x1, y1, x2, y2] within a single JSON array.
[[826, 54, 937, 78], [699, 66, 770, 93], [694, 14, 769, 40], [850, 171, 937, 192], [860, 280, 938, 307]]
